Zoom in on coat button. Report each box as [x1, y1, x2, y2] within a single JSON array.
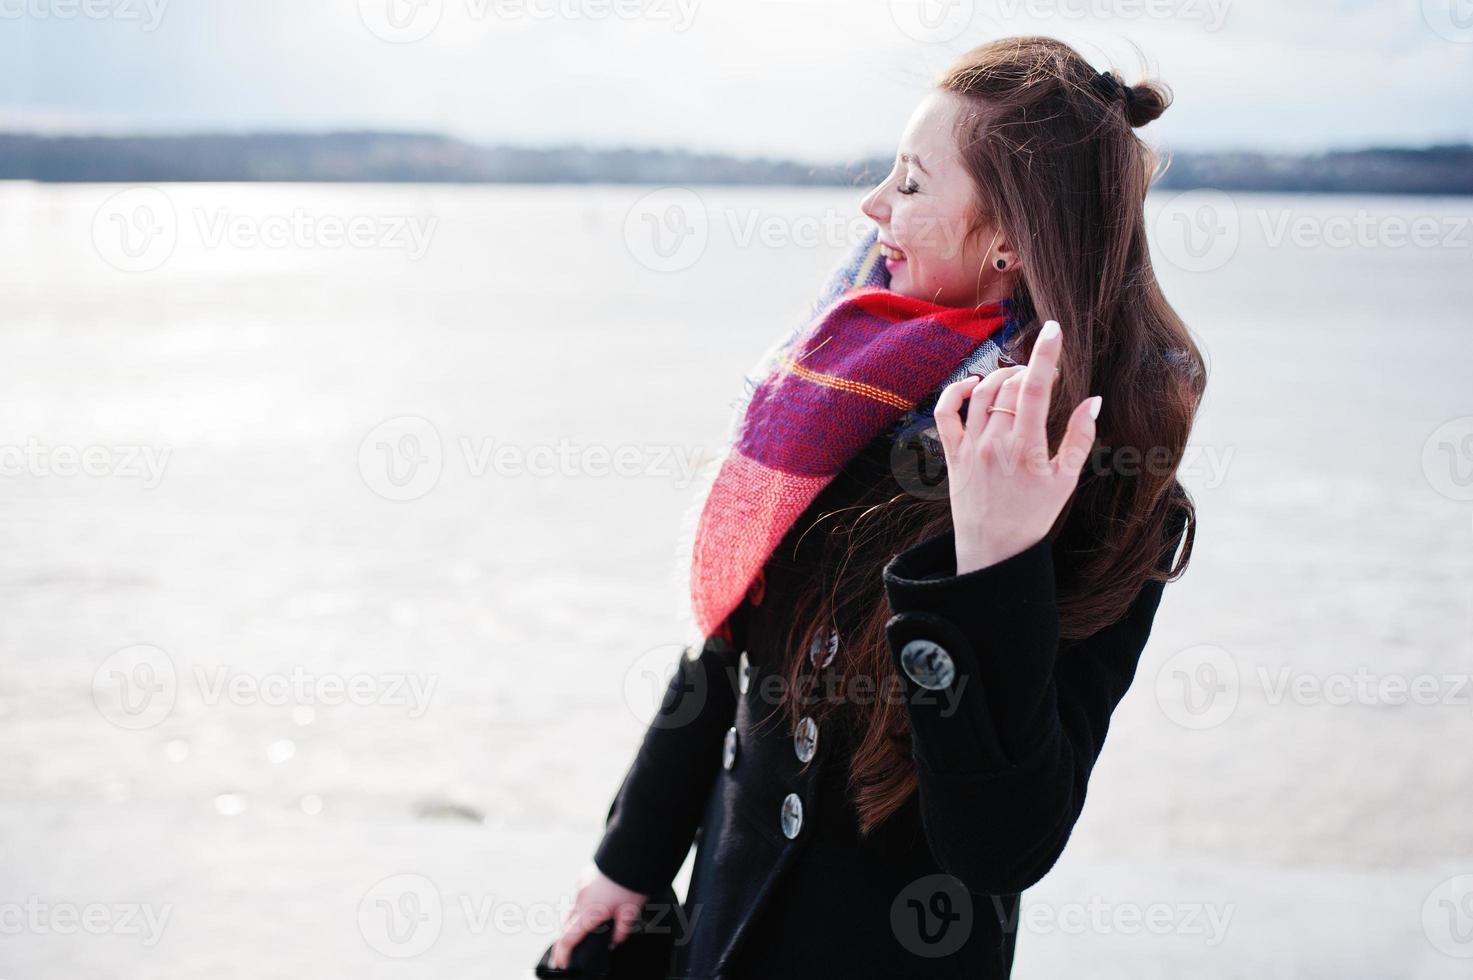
[[723, 726, 738, 770], [737, 651, 751, 694], [793, 716, 818, 763], [808, 628, 839, 668], [899, 638, 956, 690], [780, 792, 804, 839]]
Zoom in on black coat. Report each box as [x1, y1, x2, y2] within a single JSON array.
[[591, 434, 1188, 979]]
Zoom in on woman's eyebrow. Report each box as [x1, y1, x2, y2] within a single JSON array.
[[899, 152, 929, 175]]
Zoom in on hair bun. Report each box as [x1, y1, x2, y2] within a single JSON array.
[[1123, 79, 1170, 128]]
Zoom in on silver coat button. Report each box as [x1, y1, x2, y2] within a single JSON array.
[[899, 638, 956, 690], [808, 628, 839, 668], [780, 792, 804, 839], [722, 726, 738, 770], [737, 651, 751, 694], [793, 716, 818, 763]]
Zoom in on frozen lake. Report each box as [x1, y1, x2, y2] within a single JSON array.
[[1, 182, 1471, 978]]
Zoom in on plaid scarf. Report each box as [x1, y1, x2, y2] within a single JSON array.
[[682, 227, 1021, 642]]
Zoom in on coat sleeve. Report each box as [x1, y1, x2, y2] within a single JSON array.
[[880, 511, 1186, 896], [590, 630, 742, 897]]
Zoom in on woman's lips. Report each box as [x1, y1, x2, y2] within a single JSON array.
[[879, 239, 906, 271]]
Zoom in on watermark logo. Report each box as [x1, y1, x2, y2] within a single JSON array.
[[358, 0, 444, 41], [359, 873, 443, 958], [92, 186, 178, 273], [1423, 873, 1473, 957], [359, 416, 444, 502], [1152, 189, 1240, 273], [889, 436, 951, 502], [1422, 416, 1473, 502], [1422, 0, 1473, 43], [93, 644, 178, 730], [888, 0, 975, 43], [623, 187, 708, 273], [623, 642, 709, 730], [891, 874, 973, 957], [1154, 643, 1239, 730]]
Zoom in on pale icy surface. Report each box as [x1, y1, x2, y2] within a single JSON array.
[[0, 183, 1471, 978]]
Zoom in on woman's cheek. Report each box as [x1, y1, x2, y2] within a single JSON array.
[[892, 208, 923, 252]]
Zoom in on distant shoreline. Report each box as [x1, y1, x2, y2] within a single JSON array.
[[2, 132, 1470, 196]]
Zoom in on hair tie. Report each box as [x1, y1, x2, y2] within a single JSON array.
[[1094, 70, 1136, 112]]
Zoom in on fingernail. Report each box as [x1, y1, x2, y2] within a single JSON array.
[[1087, 395, 1103, 419], [1039, 320, 1061, 343]]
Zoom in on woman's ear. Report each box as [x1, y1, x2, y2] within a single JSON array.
[[992, 240, 1021, 274], [971, 219, 1021, 276]]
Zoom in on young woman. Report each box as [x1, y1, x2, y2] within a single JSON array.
[[547, 35, 1204, 979]]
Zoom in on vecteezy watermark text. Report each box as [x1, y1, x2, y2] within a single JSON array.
[[356, 0, 701, 43], [1155, 643, 1473, 730], [91, 187, 439, 273], [1001, 895, 1235, 945], [0, 0, 169, 29], [357, 872, 703, 959], [193, 208, 437, 259], [92, 645, 439, 730], [358, 416, 716, 501], [0, 898, 172, 946], [0, 439, 169, 488], [887, 0, 1230, 45]]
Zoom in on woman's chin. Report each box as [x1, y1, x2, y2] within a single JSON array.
[[885, 264, 913, 295]]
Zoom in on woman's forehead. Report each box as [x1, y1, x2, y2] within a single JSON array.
[[898, 92, 968, 167]]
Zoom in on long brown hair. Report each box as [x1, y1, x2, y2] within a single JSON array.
[[771, 36, 1206, 835]]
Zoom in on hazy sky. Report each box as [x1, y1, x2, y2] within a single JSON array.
[[2, 0, 1469, 160]]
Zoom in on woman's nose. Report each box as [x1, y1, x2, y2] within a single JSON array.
[[860, 183, 888, 225]]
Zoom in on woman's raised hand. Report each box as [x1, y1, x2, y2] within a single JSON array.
[[933, 319, 1101, 575], [547, 862, 650, 970]]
